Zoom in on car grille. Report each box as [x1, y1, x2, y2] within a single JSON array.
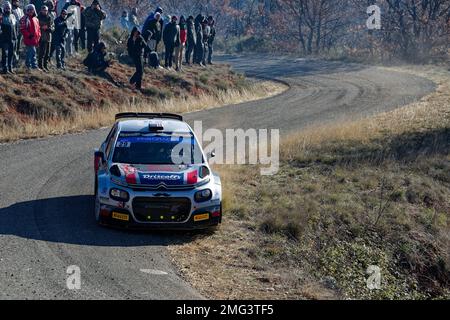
[[132, 197, 191, 223]]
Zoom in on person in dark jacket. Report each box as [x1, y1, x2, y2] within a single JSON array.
[[53, 9, 72, 69], [84, 41, 109, 73], [127, 27, 146, 90], [142, 11, 162, 52], [37, 5, 54, 71], [11, 0, 23, 67], [207, 16, 216, 64], [193, 14, 204, 66], [142, 6, 163, 43], [82, 0, 106, 52], [174, 15, 186, 71], [1, 2, 18, 74], [184, 15, 195, 65], [162, 15, 179, 70]]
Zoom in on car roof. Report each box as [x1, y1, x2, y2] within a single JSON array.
[[117, 118, 192, 133]]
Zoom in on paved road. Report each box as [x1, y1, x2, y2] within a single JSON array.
[[0, 56, 435, 299]]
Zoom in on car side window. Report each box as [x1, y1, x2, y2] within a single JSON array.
[[105, 125, 118, 160]]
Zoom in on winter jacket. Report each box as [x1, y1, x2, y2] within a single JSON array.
[[202, 24, 210, 44], [142, 11, 164, 36], [20, 14, 41, 46], [82, 5, 106, 30], [163, 21, 179, 47], [38, 12, 54, 42], [208, 26, 216, 45], [127, 34, 146, 59], [194, 15, 203, 45], [186, 20, 196, 45], [179, 22, 187, 45], [0, 13, 18, 43], [52, 14, 69, 45], [143, 18, 161, 42], [86, 46, 109, 72], [129, 13, 139, 29]]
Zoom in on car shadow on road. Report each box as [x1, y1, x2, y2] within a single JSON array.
[[0, 195, 210, 247]]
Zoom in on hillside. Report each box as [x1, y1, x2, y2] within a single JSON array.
[[0, 56, 281, 142]]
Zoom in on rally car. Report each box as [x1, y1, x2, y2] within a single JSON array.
[[93, 113, 222, 229]]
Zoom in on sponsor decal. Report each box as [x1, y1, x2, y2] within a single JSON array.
[[138, 172, 184, 185], [116, 136, 186, 144]]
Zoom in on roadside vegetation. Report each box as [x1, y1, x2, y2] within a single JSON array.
[[169, 65, 450, 300], [0, 58, 285, 142]]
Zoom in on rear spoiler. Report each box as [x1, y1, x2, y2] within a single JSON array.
[[115, 113, 183, 121]]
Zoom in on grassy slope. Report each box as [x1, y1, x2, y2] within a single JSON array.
[[169, 66, 450, 300], [0, 55, 284, 142]]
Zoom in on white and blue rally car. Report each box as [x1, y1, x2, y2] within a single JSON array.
[[94, 113, 222, 229]]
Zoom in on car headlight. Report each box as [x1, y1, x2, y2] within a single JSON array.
[[110, 188, 130, 202], [194, 189, 212, 203]]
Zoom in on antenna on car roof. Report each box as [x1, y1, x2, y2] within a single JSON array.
[[115, 113, 183, 121]]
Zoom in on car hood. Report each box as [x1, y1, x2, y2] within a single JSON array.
[[112, 163, 205, 187]]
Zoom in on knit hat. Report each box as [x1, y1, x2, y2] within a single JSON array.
[[25, 4, 36, 14]]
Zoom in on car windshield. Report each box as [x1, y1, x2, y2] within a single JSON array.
[[112, 133, 204, 165]]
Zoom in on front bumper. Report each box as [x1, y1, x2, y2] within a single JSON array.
[[98, 203, 222, 230], [97, 173, 222, 230]]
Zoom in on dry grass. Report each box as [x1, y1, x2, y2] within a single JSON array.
[[169, 65, 450, 300], [0, 58, 286, 142], [0, 80, 284, 142]]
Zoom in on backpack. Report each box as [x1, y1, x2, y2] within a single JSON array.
[[149, 51, 159, 68]]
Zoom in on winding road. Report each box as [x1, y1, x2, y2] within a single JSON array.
[[0, 56, 435, 299]]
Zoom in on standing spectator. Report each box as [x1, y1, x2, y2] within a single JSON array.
[[162, 15, 179, 70], [193, 14, 204, 66], [1, 2, 18, 74], [11, 0, 23, 67], [207, 16, 215, 65], [129, 7, 139, 29], [37, 5, 54, 71], [43, 0, 56, 18], [20, 4, 41, 70], [120, 10, 130, 31], [201, 18, 210, 66], [185, 15, 195, 65], [174, 15, 186, 72], [52, 8, 71, 69], [64, 0, 82, 53], [79, 2, 86, 50], [127, 27, 146, 90], [82, 0, 106, 52]]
